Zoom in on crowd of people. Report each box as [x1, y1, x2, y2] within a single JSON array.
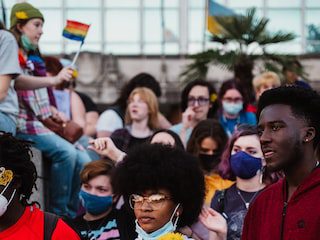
[[1, 2, 320, 240]]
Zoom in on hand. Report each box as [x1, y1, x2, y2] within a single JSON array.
[[181, 107, 195, 129], [199, 207, 227, 237], [54, 67, 73, 85], [88, 137, 125, 161]]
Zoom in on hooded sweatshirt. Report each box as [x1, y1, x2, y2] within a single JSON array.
[[242, 166, 320, 240]]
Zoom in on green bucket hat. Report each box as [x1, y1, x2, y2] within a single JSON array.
[[10, 2, 44, 29]]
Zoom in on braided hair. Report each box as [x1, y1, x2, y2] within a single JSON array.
[[0, 132, 37, 206]]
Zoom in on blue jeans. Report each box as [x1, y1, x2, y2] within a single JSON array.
[[16, 132, 91, 217], [0, 112, 16, 135]]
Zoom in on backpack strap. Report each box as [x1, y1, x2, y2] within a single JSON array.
[[44, 212, 59, 240]]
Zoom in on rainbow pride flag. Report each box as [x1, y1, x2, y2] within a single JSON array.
[[62, 20, 90, 42]]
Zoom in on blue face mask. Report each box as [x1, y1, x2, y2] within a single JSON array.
[[21, 34, 37, 51], [222, 101, 243, 115], [79, 190, 113, 215], [135, 204, 180, 240], [230, 151, 262, 179]]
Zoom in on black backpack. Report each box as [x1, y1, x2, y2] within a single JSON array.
[[44, 212, 59, 240]]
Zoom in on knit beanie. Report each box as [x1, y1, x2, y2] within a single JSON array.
[[10, 2, 44, 29]]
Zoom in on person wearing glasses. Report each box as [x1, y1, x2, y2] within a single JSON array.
[[217, 80, 256, 137], [170, 80, 218, 146], [113, 143, 205, 239]]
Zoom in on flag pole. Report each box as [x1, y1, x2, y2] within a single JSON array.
[[70, 41, 83, 67]]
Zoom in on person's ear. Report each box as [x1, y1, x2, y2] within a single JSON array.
[[16, 23, 24, 33], [302, 127, 316, 143], [176, 205, 183, 217]]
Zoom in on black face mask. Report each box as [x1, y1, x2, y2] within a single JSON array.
[[198, 153, 221, 172]]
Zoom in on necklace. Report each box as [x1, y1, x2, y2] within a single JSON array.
[[237, 188, 260, 209]]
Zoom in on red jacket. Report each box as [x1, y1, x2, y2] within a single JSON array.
[[0, 205, 80, 240], [242, 167, 320, 240]]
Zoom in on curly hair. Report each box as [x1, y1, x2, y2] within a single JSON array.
[[257, 86, 320, 148], [180, 80, 218, 118], [0, 132, 37, 206], [113, 143, 205, 227]]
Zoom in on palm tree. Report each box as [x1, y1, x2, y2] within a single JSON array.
[[181, 8, 296, 102]]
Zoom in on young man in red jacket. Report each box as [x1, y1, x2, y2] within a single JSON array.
[[0, 132, 80, 240], [242, 86, 320, 240]]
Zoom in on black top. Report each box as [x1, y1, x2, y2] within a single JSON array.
[[76, 91, 98, 113], [110, 127, 151, 153], [211, 184, 263, 240]]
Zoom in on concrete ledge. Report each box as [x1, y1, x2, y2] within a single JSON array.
[[29, 147, 46, 209]]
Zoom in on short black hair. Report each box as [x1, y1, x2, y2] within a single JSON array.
[[0, 132, 37, 206], [180, 80, 218, 118], [114, 143, 205, 227], [150, 129, 185, 150], [257, 86, 320, 148], [116, 73, 161, 112]]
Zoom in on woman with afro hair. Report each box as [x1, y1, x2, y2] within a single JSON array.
[[113, 143, 206, 239]]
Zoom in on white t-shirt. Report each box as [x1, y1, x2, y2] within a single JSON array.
[[0, 30, 22, 123], [96, 109, 124, 132]]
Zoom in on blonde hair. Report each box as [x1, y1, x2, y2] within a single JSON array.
[[253, 72, 281, 91], [125, 87, 159, 130]]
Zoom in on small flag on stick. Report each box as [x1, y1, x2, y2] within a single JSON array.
[[62, 20, 90, 67], [62, 20, 90, 43]]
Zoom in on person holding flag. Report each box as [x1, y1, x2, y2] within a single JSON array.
[[9, 2, 91, 218]]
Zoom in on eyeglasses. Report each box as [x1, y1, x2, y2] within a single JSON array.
[[187, 97, 210, 106], [129, 194, 171, 210], [222, 97, 243, 103]]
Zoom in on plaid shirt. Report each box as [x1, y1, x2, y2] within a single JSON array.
[[16, 52, 52, 135]]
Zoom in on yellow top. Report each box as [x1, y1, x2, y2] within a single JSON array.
[[204, 173, 234, 206]]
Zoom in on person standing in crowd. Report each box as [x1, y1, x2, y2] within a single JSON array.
[[97, 72, 171, 138], [242, 86, 320, 240], [217, 80, 256, 137], [187, 119, 233, 206], [0, 132, 80, 239], [110, 87, 159, 153], [67, 160, 129, 240], [210, 124, 269, 240], [170, 80, 218, 146], [282, 60, 311, 89], [9, 2, 91, 217], [113, 143, 205, 239]]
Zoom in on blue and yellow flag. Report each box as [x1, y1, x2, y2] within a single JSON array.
[[207, 0, 235, 35]]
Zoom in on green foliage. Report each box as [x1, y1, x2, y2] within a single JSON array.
[[181, 8, 297, 83]]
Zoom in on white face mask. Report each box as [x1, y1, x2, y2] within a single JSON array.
[[135, 203, 180, 240], [0, 179, 16, 217]]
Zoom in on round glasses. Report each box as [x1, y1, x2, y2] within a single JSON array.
[[129, 193, 171, 210], [187, 96, 210, 107]]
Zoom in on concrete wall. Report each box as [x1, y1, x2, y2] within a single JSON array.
[[73, 52, 320, 106]]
